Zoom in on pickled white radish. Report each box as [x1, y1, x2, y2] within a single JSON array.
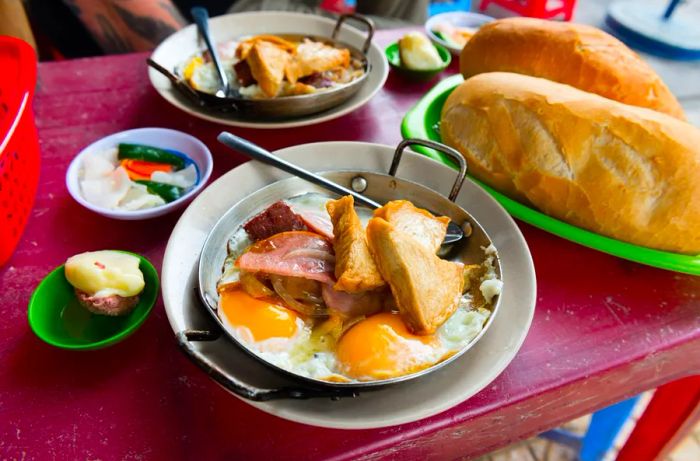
[[80, 166, 131, 209], [150, 164, 197, 189], [120, 183, 166, 210]]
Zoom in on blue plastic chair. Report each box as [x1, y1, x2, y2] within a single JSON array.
[[429, 0, 472, 16], [540, 395, 641, 461]]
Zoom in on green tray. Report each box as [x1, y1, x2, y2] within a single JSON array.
[[401, 74, 700, 275]]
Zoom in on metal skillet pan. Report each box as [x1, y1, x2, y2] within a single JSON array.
[[147, 14, 373, 119], [182, 140, 503, 401]]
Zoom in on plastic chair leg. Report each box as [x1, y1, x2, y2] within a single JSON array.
[[579, 396, 640, 461], [539, 395, 640, 461], [616, 376, 700, 461]]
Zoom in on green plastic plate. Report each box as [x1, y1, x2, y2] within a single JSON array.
[[401, 74, 700, 275]]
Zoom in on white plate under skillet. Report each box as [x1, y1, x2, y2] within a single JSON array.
[[161, 142, 537, 429], [148, 12, 389, 129]]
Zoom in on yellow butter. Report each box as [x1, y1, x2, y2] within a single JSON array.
[[65, 251, 145, 298], [398, 32, 443, 70]]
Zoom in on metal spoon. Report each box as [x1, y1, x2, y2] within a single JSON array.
[[191, 7, 234, 99], [217, 132, 465, 245]]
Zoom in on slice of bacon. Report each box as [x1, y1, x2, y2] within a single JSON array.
[[236, 231, 335, 284], [290, 206, 334, 240], [321, 284, 385, 319]]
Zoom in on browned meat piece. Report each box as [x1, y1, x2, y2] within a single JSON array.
[[326, 196, 385, 293], [243, 201, 306, 241], [247, 40, 291, 97], [373, 200, 449, 254], [285, 39, 350, 84], [75, 289, 139, 316], [234, 60, 255, 87], [366, 217, 464, 335]]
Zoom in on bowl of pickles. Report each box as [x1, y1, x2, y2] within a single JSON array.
[[66, 127, 213, 220]]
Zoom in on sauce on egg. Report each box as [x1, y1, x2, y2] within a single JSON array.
[[336, 312, 442, 380], [219, 289, 299, 341]]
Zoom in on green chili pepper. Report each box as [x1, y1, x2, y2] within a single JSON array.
[[118, 143, 186, 170], [135, 180, 185, 203]]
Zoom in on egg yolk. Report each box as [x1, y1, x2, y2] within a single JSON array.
[[336, 312, 440, 380], [219, 289, 299, 341]]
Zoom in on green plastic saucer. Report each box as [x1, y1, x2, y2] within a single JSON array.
[[385, 41, 451, 82], [401, 74, 700, 275], [28, 252, 159, 350]]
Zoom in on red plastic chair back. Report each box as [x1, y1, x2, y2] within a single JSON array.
[[0, 36, 40, 266]]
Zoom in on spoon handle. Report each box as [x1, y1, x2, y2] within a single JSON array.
[[191, 7, 230, 94], [217, 132, 382, 209]]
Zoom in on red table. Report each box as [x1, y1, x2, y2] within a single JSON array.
[[1, 29, 699, 460]]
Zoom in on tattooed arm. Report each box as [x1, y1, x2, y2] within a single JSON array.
[[63, 0, 186, 54]]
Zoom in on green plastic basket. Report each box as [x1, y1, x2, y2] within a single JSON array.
[[401, 74, 700, 275]]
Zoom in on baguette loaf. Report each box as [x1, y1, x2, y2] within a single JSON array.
[[460, 18, 686, 120], [440, 72, 700, 254]]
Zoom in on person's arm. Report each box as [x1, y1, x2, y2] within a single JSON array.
[[0, 0, 37, 50], [62, 0, 186, 54]]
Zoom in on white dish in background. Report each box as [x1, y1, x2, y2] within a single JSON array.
[[148, 12, 389, 129], [425, 11, 495, 55], [66, 127, 213, 220], [161, 141, 536, 429]]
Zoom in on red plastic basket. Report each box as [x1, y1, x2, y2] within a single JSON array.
[[0, 36, 39, 266]]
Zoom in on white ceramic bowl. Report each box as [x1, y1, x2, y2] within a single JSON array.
[[66, 127, 213, 220], [425, 11, 494, 55]]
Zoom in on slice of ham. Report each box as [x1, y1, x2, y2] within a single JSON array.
[[321, 284, 385, 319], [243, 201, 306, 241], [236, 231, 335, 284], [292, 207, 334, 240]]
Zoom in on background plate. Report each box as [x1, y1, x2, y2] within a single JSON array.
[[161, 141, 536, 429], [149, 12, 388, 129], [401, 74, 700, 275]]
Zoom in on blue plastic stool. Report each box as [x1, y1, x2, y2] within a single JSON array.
[[540, 395, 641, 461], [429, 0, 472, 16]]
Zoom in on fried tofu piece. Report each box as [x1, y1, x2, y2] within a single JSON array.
[[326, 196, 385, 293], [236, 35, 296, 60], [246, 40, 291, 97], [373, 200, 450, 254], [285, 39, 351, 84], [366, 217, 464, 335]]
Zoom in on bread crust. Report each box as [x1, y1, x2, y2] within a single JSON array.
[[460, 18, 685, 120], [440, 72, 700, 254]]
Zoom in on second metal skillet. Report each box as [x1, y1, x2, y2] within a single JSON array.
[[147, 14, 374, 119]]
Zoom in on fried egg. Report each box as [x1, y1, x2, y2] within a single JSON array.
[[218, 289, 339, 378], [336, 312, 444, 380], [215, 194, 498, 383], [186, 58, 237, 95]]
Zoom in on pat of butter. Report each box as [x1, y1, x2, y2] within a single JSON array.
[[398, 32, 443, 70], [65, 251, 145, 298]]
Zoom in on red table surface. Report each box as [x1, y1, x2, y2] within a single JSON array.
[[1, 28, 699, 460]]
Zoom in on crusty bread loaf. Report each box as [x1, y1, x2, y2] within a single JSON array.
[[460, 18, 686, 120], [440, 72, 700, 254]]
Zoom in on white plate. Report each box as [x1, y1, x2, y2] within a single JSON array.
[[161, 142, 536, 429], [148, 12, 389, 129]]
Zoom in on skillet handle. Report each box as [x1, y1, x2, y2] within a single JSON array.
[[176, 330, 359, 401], [390, 139, 468, 202], [146, 58, 202, 105], [332, 13, 375, 55]]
